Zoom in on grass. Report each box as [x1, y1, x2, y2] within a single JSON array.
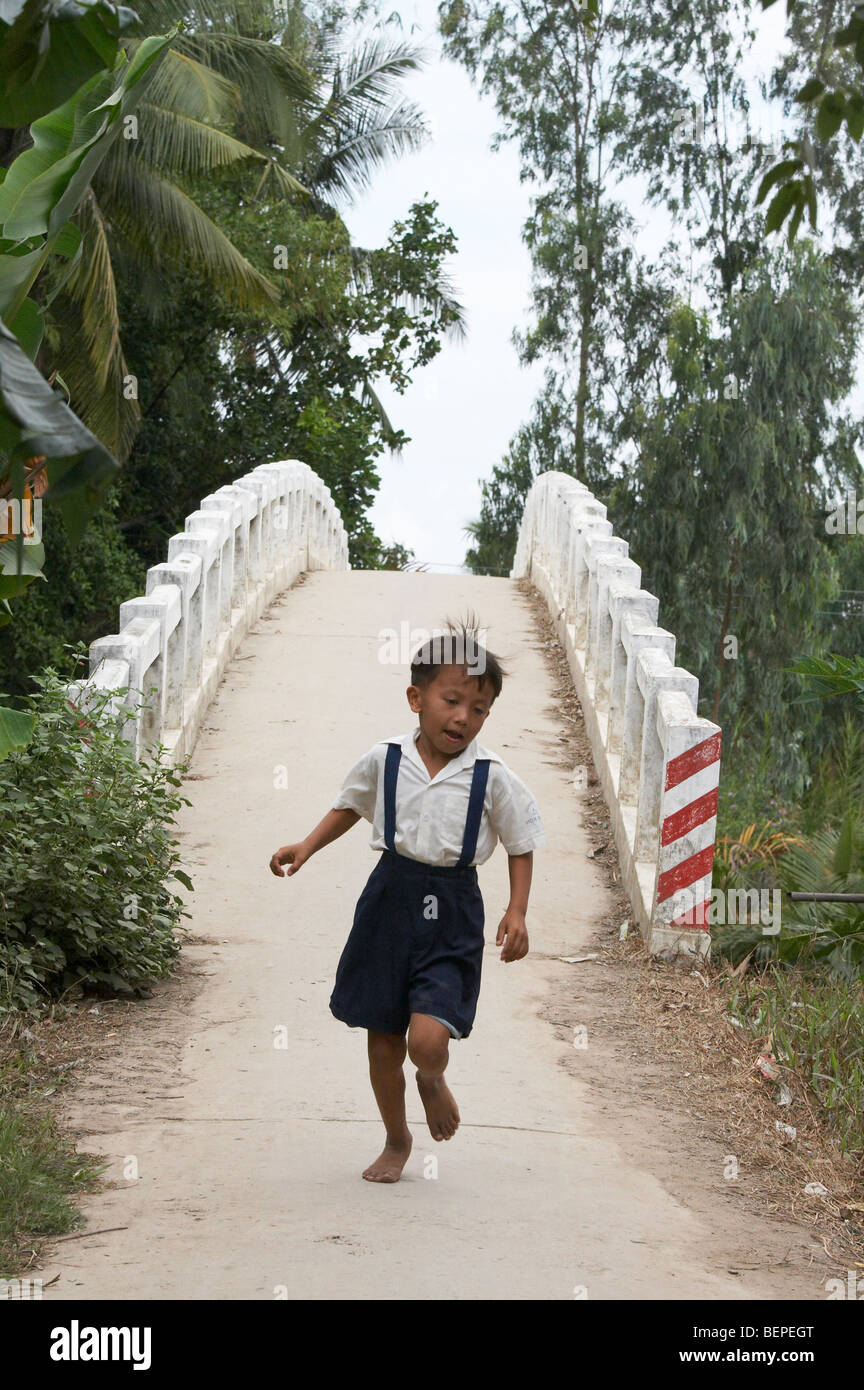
[[725, 964, 864, 1162], [0, 1008, 109, 1278]]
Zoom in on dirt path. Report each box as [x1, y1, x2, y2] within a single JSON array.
[[40, 571, 835, 1299]]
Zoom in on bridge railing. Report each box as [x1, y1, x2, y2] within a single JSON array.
[[512, 470, 721, 961], [66, 460, 349, 766]]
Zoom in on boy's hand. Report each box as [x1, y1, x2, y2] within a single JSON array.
[[269, 842, 311, 877], [496, 908, 529, 962]]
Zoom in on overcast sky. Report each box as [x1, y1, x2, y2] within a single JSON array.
[[341, 0, 791, 572]]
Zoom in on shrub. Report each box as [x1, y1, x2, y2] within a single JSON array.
[[725, 965, 864, 1158], [0, 658, 193, 1013], [712, 813, 864, 982]]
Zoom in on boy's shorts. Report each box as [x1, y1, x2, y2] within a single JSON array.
[[329, 849, 485, 1040]]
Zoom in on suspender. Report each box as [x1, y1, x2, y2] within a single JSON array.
[[383, 742, 401, 854], [458, 757, 490, 867], [383, 741, 490, 867]]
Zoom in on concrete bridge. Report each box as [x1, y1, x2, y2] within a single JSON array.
[[69, 460, 721, 964], [40, 461, 824, 1301]]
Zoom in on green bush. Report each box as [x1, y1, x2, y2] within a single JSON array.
[[0, 486, 147, 705], [0, 657, 193, 1013], [712, 812, 864, 982], [725, 965, 864, 1159]]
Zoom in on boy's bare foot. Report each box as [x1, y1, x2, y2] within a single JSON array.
[[416, 1072, 460, 1140], [362, 1132, 413, 1183]]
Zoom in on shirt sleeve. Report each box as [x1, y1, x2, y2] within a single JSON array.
[[486, 763, 547, 855], [332, 744, 380, 822]]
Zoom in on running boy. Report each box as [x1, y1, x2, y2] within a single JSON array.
[[269, 617, 546, 1183]]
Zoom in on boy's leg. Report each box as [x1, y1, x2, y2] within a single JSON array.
[[363, 1029, 413, 1183], [407, 1013, 460, 1142]]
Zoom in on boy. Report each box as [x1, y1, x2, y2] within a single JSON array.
[[269, 618, 546, 1183]]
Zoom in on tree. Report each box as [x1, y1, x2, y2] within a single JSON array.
[[40, 0, 437, 457], [105, 183, 461, 570], [440, 0, 639, 485], [448, 0, 864, 805], [0, 23, 175, 755], [463, 423, 534, 576], [766, 0, 864, 291], [756, 0, 864, 243], [608, 243, 861, 787]]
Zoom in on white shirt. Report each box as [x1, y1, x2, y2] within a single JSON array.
[[331, 726, 547, 867]]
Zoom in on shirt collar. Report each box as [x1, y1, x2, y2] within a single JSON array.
[[387, 725, 501, 783]]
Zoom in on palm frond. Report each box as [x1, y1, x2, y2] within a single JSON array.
[[137, 102, 265, 173], [326, 38, 428, 113], [301, 38, 430, 197], [178, 32, 317, 151], [143, 47, 241, 128], [256, 157, 311, 200], [93, 151, 280, 310], [52, 191, 140, 459], [358, 374, 400, 452], [308, 100, 428, 201]]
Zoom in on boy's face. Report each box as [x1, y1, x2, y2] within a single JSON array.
[[407, 665, 495, 757]]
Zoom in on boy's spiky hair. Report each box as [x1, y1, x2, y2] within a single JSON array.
[[409, 610, 509, 703]]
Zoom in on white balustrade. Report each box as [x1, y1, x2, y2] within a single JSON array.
[[66, 460, 349, 766], [512, 470, 721, 960]]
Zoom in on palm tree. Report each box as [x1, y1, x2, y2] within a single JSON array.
[[43, 0, 460, 456]]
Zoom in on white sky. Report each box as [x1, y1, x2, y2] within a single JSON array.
[[341, 0, 793, 571]]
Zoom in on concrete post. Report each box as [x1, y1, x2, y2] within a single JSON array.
[[633, 649, 699, 864], [651, 691, 722, 960]]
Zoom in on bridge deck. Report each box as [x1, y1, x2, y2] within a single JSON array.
[[45, 572, 819, 1299]]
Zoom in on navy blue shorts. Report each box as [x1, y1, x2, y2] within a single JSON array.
[[329, 849, 486, 1039]]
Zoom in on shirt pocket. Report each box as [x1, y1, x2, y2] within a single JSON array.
[[438, 784, 473, 850]]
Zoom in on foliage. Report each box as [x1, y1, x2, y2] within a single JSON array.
[[757, 0, 864, 242], [447, 0, 864, 888], [789, 652, 864, 705], [0, 35, 174, 617], [39, 0, 438, 459], [0, 0, 461, 729], [0, 0, 138, 126], [713, 820, 804, 894], [713, 813, 864, 983], [608, 243, 860, 757], [463, 418, 535, 575], [725, 963, 864, 1157], [0, 1097, 102, 1273], [796, 714, 864, 836], [440, 0, 641, 484], [0, 658, 193, 1013], [105, 185, 461, 570], [0, 30, 175, 757], [0, 482, 145, 701]]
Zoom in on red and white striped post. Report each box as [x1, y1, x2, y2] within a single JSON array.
[[651, 689, 722, 958]]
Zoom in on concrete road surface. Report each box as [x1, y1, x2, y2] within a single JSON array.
[[42, 572, 827, 1300]]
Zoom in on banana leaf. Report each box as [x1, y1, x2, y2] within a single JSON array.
[[0, 0, 139, 127]]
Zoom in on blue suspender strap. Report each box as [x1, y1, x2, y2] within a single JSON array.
[[383, 742, 402, 853], [457, 759, 490, 868]]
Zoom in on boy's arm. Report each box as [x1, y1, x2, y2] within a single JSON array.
[[507, 849, 533, 914], [270, 807, 360, 877], [305, 806, 362, 854], [495, 851, 532, 961]]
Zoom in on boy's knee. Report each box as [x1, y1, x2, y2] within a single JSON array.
[[407, 1024, 449, 1073]]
